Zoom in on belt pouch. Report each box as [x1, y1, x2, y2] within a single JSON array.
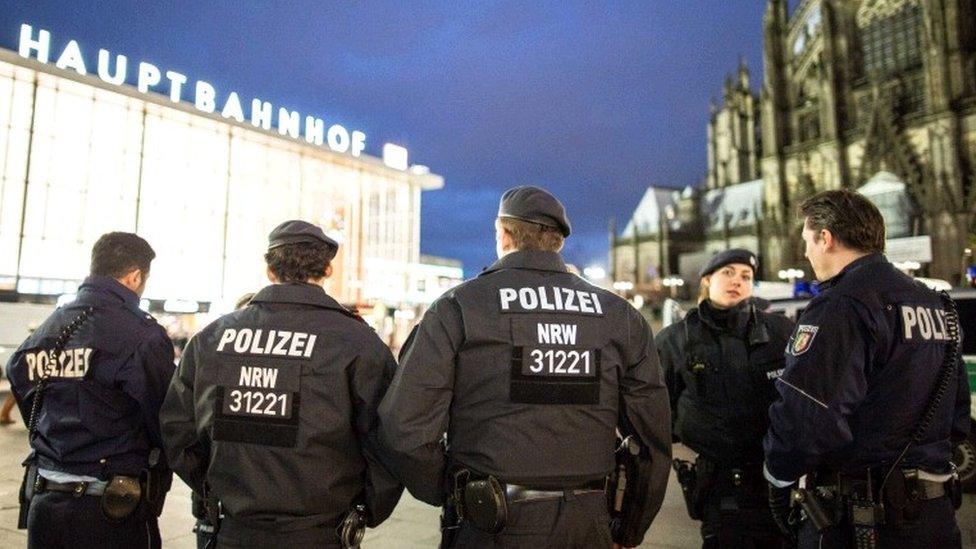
[[101, 476, 142, 522], [463, 476, 508, 534]]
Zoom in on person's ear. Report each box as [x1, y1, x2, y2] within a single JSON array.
[[324, 264, 333, 278], [267, 267, 278, 283]]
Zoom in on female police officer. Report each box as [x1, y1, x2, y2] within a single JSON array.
[[656, 248, 794, 548]]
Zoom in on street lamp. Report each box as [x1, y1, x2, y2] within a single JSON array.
[[612, 281, 634, 292], [777, 268, 804, 284], [583, 265, 606, 281], [661, 276, 684, 297]]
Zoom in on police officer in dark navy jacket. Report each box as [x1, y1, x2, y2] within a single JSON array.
[[161, 220, 402, 549], [6, 232, 175, 548], [379, 186, 672, 548], [763, 190, 971, 548], [657, 248, 793, 548]]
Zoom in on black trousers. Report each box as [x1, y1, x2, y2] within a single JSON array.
[[700, 481, 789, 549], [445, 490, 612, 549], [797, 495, 961, 549], [26, 491, 160, 549]]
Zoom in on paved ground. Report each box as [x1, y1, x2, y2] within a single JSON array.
[[0, 412, 973, 547]]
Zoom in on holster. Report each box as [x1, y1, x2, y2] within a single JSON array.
[[142, 447, 172, 518], [461, 476, 507, 534], [672, 459, 702, 520], [101, 475, 142, 522], [18, 463, 38, 529], [338, 504, 367, 548]]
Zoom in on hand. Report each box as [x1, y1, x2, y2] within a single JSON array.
[[767, 482, 796, 543]]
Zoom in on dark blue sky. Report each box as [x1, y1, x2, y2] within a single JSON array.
[[0, 1, 765, 276]]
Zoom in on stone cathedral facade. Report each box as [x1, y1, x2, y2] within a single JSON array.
[[612, 0, 976, 292]]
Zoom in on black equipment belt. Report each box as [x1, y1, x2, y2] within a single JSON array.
[[504, 478, 607, 504], [814, 469, 949, 501], [33, 476, 111, 497]]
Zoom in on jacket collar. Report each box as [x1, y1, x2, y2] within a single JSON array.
[[250, 282, 350, 313], [819, 253, 885, 291], [78, 275, 142, 313], [481, 250, 568, 276]]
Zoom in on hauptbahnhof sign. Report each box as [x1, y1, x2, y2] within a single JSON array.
[[15, 23, 380, 160]]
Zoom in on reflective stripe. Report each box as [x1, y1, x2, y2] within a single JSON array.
[[776, 378, 829, 410]]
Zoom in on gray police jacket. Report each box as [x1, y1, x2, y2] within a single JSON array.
[[378, 250, 672, 542], [160, 283, 402, 529]]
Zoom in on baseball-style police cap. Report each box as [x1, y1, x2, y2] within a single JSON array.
[[497, 185, 572, 237], [699, 248, 758, 278], [268, 220, 339, 259]]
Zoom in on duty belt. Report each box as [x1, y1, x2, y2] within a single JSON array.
[[34, 475, 109, 497], [504, 478, 608, 504]]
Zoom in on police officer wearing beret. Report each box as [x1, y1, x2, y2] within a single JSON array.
[[763, 190, 971, 548], [379, 186, 672, 548], [6, 232, 175, 548], [656, 248, 794, 548], [160, 220, 403, 548]]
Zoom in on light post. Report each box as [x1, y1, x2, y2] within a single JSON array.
[[777, 268, 804, 285], [661, 276, 684, 298]]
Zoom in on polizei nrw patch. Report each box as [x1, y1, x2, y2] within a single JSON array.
[[789, 325, 819, 356]]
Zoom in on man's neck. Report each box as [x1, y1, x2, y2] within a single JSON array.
[[824, 250, 871, 280]]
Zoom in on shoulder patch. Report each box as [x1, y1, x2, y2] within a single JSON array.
[[789, 325, 819, 356]]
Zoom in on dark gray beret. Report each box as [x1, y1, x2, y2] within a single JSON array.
[[268, 220, 338, 258], [699, 248, 757, 278], [497, 186, 571, 237]]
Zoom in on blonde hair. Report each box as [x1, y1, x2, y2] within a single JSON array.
[[498, 217, 565, 252], [697, 277, 710, 304]]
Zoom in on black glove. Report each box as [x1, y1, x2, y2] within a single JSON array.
[[768, 482, 796, 544]]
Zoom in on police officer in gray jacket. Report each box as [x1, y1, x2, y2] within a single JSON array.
[[379, 186, 672, 548], [161, 220, 402, 548]]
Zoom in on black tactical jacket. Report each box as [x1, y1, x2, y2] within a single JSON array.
[[378, 250, 672, 546], [657, 299, 794, 465], [160, 283, 402, 529]]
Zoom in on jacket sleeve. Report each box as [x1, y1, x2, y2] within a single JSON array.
[[160, 334, 208, 493], [377, 295, 463, 505], [656, 324, 684, 434], [763, 298, 870, 484], [614, 308, 672, 547], [118, 328, 175, 449], [951, 353, 971, 445], [350, 337, 405, 526]]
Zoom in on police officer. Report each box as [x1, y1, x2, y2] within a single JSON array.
[[763, 190, 971, 548], [378, 186, 672, 548], [657, 248, 794, 548], [160, 220, 402, 548], [5, 232, 175, 548]]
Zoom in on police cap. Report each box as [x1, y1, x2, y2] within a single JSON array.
[[268, 220, 338, 259], [497, 186, 572, 237], [699, 248, 757, 278]]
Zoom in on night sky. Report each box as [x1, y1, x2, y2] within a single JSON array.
[[0, 1, 765, 276]]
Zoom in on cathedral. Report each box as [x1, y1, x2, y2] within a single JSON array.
[[612, 0, 976, 295]]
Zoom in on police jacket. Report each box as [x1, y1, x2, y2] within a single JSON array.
[[657, 299, 793, 466], [160, 283, 402, 529], [5, 275, 175, 478], [378, 250, 672, 545], [764, 254, 972, 483]]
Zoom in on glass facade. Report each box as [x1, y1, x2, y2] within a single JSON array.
[[0, 53, 439, 307]]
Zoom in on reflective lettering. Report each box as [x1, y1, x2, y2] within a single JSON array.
[[538, 286, 555, 310], [519, 287, 538, 309], [901, 306, 916, 340], [217, 329, 237, 352], [499, 288, 518, 310]]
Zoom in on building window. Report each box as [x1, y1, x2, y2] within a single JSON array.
[[860, 3, 923, 78]]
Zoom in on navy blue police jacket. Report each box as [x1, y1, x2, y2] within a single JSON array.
[[764, 254, 972, 483], [160, 283, 403, 528], [5, 275, 175, 478]]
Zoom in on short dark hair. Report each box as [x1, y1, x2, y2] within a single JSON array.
[[498, 217, 565, 252], [90, 232, 156, 278], [798, 189, 886, 253], [264, 242, 332, 283]]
